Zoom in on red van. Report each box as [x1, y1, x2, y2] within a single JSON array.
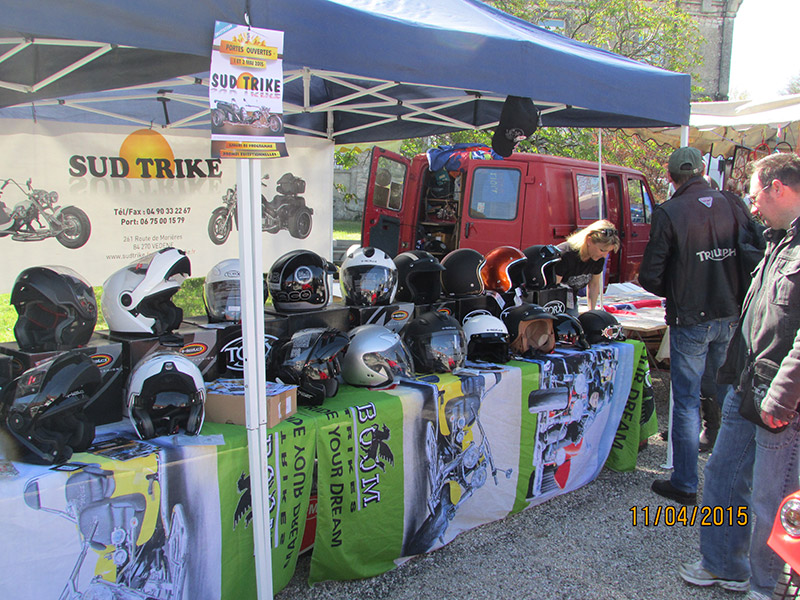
[[360, 147, 656, 283]]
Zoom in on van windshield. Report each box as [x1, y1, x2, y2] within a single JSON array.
[[468, 168, 520, 220]]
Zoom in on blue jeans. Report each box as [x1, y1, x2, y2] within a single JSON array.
[[669, 317, 737, 493]]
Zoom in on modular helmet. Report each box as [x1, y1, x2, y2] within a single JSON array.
[[481, 246, 527, 293], [393, 250, 445, 304], [402, 311, 467, 373], [268, 249, 337, 313], [340, 246, 398, 306], [554, 313, 591, 350], [578, 310, 626, 345], [127, 351, 205, 439], [341, 325, 414, 387], [440, 248, 485, 298], [11, 265, 97, 352], [203, 258, 268, 323], [523, 245, 562, 291], [268, 328, 349, 405], [102, 247, 190, 335], [4, 351, 101, 464], [461, 312, 511, 364]]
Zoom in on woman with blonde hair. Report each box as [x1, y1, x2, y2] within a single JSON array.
[[554, 219, 620, 313]]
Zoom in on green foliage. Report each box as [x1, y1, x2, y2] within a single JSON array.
[[334, 146, 363, 169], [784, 73, 800, 95]]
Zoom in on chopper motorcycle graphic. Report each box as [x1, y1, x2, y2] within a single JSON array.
[[0, 178, 91, 249], [210, 99, 283, 133], [207, 172, 313, 244], [22, 450, 188, 600]]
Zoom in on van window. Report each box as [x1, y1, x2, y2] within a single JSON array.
[[576, 174, 603, 220], [468, 167, 520, 220], [628, 178, 653, 224], [372, 156, 407, 211]]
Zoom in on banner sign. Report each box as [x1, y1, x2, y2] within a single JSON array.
[[210, 22, 287, 159]]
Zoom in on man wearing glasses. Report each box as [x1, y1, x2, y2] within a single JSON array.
[[640, 146, 747, 506], [679, 153, 800, 599]]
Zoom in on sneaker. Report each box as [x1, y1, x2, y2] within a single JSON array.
[[744, 591, 770, 600], [678, 560, 749, 592], [651, 479, 697, 505]]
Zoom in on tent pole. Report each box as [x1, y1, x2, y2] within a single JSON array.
[[237, 158, 274, 600], [680, 125, 689, 148], [598, 128, 604, 311]]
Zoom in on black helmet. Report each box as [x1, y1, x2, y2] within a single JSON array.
[[523, 245, 562, 291], [461, 312, 511, 363], [4, 351, 101, 464], [578, 310, 626, 345], [126, 351, 206, 440], [402, 311, 467, 373], [340, 246, 398, 306], [501, 303, 558, 356], [554, 313, 590, 350], [440, 248, 485, 298], [11, 265, 97, 352], [268, 328, 349, 405], [393, 250, 445, 304], [268, 250, 337, 313]]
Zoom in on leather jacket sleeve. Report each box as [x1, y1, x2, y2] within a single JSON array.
[[638, 207, 671, 298]]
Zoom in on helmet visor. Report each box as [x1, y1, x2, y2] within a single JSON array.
[[363, 340, 414, 382], [419, 330, 466, 372], [342, 265, 397, 306], [205, 279, 242, 321]]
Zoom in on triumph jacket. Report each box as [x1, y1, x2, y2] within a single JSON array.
[[639, 176, 745, 326]]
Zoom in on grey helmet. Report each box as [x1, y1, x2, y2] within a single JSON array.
[[341, 324, 414, 387]]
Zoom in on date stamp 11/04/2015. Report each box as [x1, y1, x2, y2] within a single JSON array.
[[630, 505, 748, 527]]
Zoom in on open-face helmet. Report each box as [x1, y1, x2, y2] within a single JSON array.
[[4, 351, 101, 464], [341, 325, 414, 387], [461, 312, 511, 364], [523, 245, 562, 291], [127, 351, 205, 439], [402, 311, 466, 373], [203, 258, 268, 323], [340, 246, 398, 306], [554, 313, 590, 350], [268, 328, 349, 405], [440, 248, 485, 298], [268, 249, 337, 313], [481, 246, 527, 293], [501, 303, 558, 356], [393, 250, 445, 304], [102, 247, 190, 335], [11, 265, 97, 352], [578, 310, 626, 345]]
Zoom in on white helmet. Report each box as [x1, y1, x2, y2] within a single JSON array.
[[341, 324, 414, 387], [127, 351, 205, 439], [340, 246, 398, 306], [102, 247, 190, 335], [203, 258, 269, 323], [462, 312, 511, 363]]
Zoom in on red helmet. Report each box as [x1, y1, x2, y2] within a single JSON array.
[[480, 246, 527, 293]]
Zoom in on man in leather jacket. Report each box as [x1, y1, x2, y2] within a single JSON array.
[[639, 146, 745, 505]]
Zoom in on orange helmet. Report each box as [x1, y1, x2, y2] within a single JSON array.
[[480, 246, 527, 293]]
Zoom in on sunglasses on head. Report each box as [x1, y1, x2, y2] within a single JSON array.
[[595, 228, 617, 237]]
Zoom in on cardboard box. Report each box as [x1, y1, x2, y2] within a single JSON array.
[[204, 379, 297, 428], [347, 302, 414, 333]]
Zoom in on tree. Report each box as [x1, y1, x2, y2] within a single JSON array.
[[784, 73, 800, 95]]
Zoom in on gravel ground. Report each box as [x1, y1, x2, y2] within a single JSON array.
[[274, 367, 744, 600]]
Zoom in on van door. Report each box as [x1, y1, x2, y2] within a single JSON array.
[[361, 147, 411, 257], [621, 176, 653, 280], [604, 174, 622, 283]]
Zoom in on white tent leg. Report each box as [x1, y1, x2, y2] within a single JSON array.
[[661, 325, 674, 470], [237, 158, 273, 600]]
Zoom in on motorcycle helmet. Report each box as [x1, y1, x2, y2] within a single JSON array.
[[501, 303, 558, 356], [11, 265, 97, 352], [402, 311, 467, 373], [554, 313, 591, 350], [268, 328, 349, 405], [523, 244, 562, 291], [461, 312, 511, 364], [480, 246, 527, 293], [127, 351, 205, 439], [578, 310, 626, 345], [268, 249, 337, 313], [340, 246, 398, 306], [440, 248, 485, 298], [393, 250, 445, 304], [4, 351, 101, 464], [102, 247, 190, 335], [340, 325, 414, 387], [203, 258, 269, 323]]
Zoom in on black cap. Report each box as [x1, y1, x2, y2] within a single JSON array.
[[491, 96, 540, 158]]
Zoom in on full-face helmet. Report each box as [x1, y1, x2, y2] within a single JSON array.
[[268, 250, 337, 313], [341, 325, 414, 387], [203, 258, 268, 323], [126, 351, 205, 440], [440, 248, 485, 298], [11, 266, 97, 352], [393, 250, 445, 304], [461, 312, 511, 364], [102, 247, 190, 335], [554, 313, 591, 350], [481, 246, 527, 293], [4, 351, 101, 464], [402, 311, 467, 373], [523, 245, 562, 291], [340, 246, 398, 306], [501, 303, 558, 356], [578, 310, 626, 345], [268, 328, 349, 405]]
